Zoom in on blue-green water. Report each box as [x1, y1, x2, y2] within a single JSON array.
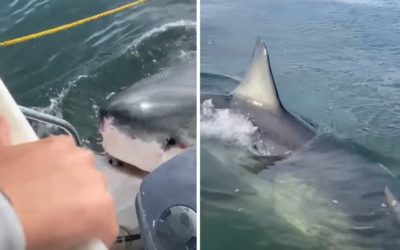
[[201, 0, 400, 249], [0, 0, 196, 148]]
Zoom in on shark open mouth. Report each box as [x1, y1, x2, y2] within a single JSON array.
[[100, 117, 168, 173]]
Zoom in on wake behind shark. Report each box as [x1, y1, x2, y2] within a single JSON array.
[[201, 40, 400, 249]]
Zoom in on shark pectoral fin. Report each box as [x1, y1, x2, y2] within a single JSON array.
[[233, 39, 284, 112], [245, 152, 292, 174]]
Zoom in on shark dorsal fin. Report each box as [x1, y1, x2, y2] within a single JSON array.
[[233, 39, 283, 112]]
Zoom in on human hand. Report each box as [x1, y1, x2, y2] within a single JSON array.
[[0, 117, 117, 250], [0, 115, 10, 146]]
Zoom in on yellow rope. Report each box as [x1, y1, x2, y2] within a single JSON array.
[[0, 0, 148, 47]]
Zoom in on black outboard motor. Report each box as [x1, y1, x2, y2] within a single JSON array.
[[135, 148, 196, 250]]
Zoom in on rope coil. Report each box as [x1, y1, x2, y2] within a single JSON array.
[[0, 0, 148, 47]]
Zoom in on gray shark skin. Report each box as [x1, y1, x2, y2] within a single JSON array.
[[99, 58, 196, 172], [231, 40, 315, 151], [201, 40, 400, 249]]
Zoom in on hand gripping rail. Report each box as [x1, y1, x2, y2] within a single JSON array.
[[0, 77, 107, 250]]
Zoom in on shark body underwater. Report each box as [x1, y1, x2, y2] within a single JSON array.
[[201, 40, 400, 249]]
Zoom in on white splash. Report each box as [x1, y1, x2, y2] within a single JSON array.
[[35, 75, 88, 117], [30, 75, 88, 138], [105, 91, 116, 100], [201, 99, 258, 148]]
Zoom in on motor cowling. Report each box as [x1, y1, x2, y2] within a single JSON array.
[[135, 148, 196, 250]]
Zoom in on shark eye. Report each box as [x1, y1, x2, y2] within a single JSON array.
[[165, 137, 176, 149]]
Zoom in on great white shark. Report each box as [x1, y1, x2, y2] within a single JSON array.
[[99, 59, 196, 173], [201, 40, 400, 249]]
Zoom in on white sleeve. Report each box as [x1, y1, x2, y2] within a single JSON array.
[[0, 191, 25, 250]]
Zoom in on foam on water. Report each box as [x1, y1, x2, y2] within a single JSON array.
[[9, 0, 19, 8], [37, 74, 88, 117], [30, 75, 88, 138], [124, 19, 196, 53], [201, 99, 258, 148], [11, 0, 49, 16], [201, 99, 293, 159]]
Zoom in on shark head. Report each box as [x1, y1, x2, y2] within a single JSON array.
[[99, 61, 196, 172]]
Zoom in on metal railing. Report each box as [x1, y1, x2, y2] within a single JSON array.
[[19, 106, 82, 146]]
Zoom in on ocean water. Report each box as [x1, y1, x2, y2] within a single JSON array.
[[0, 0, 196, 148], [201, 0, 400, 249]]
